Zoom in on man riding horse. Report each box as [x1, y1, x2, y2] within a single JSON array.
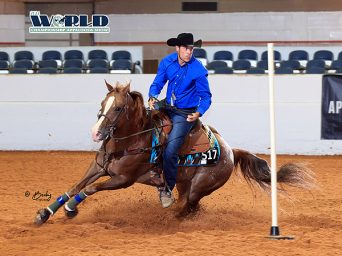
[[148, 33, 212, 208]]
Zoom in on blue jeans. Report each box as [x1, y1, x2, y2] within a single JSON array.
[[163, 109, 196, 191]]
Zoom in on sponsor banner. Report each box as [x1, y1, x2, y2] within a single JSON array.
[[29, 11, 110, 34], [321, 74, 342, 139]]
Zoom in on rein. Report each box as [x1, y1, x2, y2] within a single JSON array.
[[95, 93, 195, 172]]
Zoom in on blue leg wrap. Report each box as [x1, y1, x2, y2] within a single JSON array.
[[65, 191, 88, 211], [47, 192, 70, 215]]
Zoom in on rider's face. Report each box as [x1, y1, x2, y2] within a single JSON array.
[[176, 45, 194, 64]]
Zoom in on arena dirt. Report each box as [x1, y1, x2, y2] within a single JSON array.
[[0, 151, 341, 255]]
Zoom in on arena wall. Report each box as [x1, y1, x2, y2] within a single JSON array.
[[0, 74, 340, 155]]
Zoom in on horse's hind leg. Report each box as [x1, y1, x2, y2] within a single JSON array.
[[177, 169, 228, 218], [34, 161, 105, 225]]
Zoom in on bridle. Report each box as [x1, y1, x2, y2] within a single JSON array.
[[97, 92, 130, 138]]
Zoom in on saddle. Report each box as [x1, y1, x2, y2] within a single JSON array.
[[151, 110, 211, 155]]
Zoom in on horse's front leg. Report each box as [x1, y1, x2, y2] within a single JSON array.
[[63, 174, 133, 218], [34, 160, 106, 225]]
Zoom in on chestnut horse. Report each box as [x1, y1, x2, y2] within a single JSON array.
[[35, 81, 313, 225]]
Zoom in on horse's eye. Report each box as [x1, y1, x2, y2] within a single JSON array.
[[115, 107, 122, 111]]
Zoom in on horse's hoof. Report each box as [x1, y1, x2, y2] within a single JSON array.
[[64, 206, 78, 218], [34, 208, 51, 225]]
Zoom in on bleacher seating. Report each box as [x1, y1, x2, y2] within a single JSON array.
[[246, 68, 266, 74], [206, 60, 228, 73], [1, 46, 342, 75], [193, 48, 208, 66], [214, 67, 234, 74], [110, 59, 133, 73], [305, 67, 325, 74], [279, 60, 301, 73], [288, 50, 309, 68], [13, 60, 34, 73], [9, 68, 28, 74], [0, 60, 9, 74], [88, 50, 108, 61], [213, 50, 233, 67], [38, 67, 58, 74], [275, 67, 294, 74], [64, 67, 83, 74], [313, 50, 333, 67], [64, 59, 84, 69], [14, 51, 34, 62], [232, 60, 251, 73], [42, 50, 62, 67], [39, 60, 58, 69], [88, 59, 108, 69], [89, 67, 109, 74], [238, 49, 258, 67], [64, 50, 83, 61]]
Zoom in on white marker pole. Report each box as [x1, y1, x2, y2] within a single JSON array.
[[267, 43, 279, 237], [267, 43, 293, 240]]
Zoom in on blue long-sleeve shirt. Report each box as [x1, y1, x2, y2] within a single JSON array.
[[149, 52, 212, 116]]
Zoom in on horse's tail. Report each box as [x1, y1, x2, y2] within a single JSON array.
[[232, 149, 315, 192]]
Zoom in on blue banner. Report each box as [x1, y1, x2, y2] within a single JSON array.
[[321, 74, 342, 139]]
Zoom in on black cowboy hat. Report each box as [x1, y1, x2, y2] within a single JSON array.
[[166, 33, 202, 48]]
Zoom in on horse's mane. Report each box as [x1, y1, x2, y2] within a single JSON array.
[[129, 91, 147, 128]]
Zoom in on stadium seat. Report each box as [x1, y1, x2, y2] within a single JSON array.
[[14, 50, 34, 61], [206, 60, 228, 73], [0, 60, 9, 74], [193, 48, 208, 66], [279, 60, 301, 72], [89, 67, 109, 74], [213, 50, 233, 67], [261, 50, 281, 61], [42, 50, 62, 67], [0, 51, 9, 62], [64, 59, 83, 69], [63, 67, 83, 74], [110, 59, 133, 73], [88, 59, 108, 69], [337, 51, 342, 60], [246, 68, 266, 74], [13, 60, 34, 73], [38, 67, 58, 74], [112, 50, 132, 61], [329, 60, 342, 73], [305, 67, 325, 74], [88, 50, 108, 60], [313, 50, 333, 67], [232, 60, 251, 73], [275, 67, 294, 74], [257, 60, 269, 70], [39, 60, 58, 69], [214, 67, 234, 74], [238, 49, 258, 67], [9, 68, 28, 74], [64, 50, 83, 61], [306, 59, 325, 69], [288, 50, 309, 68]]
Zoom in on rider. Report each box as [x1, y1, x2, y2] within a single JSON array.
[[148, 33, 212, 208]]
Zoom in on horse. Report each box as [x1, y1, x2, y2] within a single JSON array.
[[34, 80, 314, 225]]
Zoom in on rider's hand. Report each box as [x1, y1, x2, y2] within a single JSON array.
[[148, 97, 157, 109], [187, 112, 200, 122]]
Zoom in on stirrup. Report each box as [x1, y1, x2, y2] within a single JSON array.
[[158, 185, 174, 208]]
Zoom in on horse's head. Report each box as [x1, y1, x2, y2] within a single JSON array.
[[91, 80, 146, 142]]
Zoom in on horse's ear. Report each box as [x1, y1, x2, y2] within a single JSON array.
[[104, 80, 114, 91], [123, 80, 131, 94]]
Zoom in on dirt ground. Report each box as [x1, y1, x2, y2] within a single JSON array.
[[0, 151, 341, 256]]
